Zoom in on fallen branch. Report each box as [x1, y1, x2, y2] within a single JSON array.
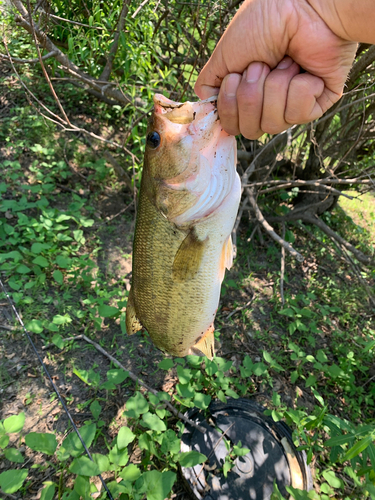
[[246, 188, 304, 262], [303, 214, 372, 266], [43, 334, 207, 434]]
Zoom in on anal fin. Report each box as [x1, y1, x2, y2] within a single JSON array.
[[125, 287, 143, 335], [189, 324, 214, 360], [219, 235, 234, 282]]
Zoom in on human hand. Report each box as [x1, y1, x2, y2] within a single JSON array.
[[194, 0, 358, 139]]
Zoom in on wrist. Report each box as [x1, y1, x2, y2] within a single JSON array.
[[307, 0, 374, 43]]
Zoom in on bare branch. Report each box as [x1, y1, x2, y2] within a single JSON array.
[[100, 0, 131, 81], [11, 0, 144, 107], [303, 214, 372, 266], [246, 187, 304, 262], [0, 50, 57, 63]]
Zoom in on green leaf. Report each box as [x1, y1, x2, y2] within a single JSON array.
[[158, 359, 174, 370], [141, 412, 166, 431], [278, 308, 295, 317], [0, 469, 28, 493], [325, 434, 354, 447], [40, 482, 56, 500], [25, 432, 57, 455], [327, 364, 343, 379], [52, 334, 64, 349], [290, 370, 299, 384], [92, 453, 111, 473], [223, 460, 233, 477], [117, 426, 136, 449], [32, 256, 49, 267], [233, 444, 250, 456], [60, 424, 96, 458], [136, 470, 176, 500], [98, 304, 119, 318], [253, 362, 268, 376], [53, 270, 64, 284], [125, 392, 149, 418], [31, 243, 48, 254], [73, 475, 90, 497], [90, 400, 102, 420], [193, 392, 211, 410], [106, 369, 128, 385], [69, 456, 100, 476], [305, 375, 317, 388], [225, 388, 239, 399], [25, 319, 43, 334], [120, 312, 127, 335], [16, 264, 31, 274], [178, 451, 206, 467], [4, 448, 24, 463], [4, 413, 25, 433], [55, 255, 71, 268], [119, 464, 141, 482], [0, 435, 10, 448], [322, 470, 342, 489], [52, 314, 71, 325], [342, 435, 372, 461], [109, 444, 129, 466], [176, 365, 192, 384]]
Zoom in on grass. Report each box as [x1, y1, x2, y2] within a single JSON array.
[[1, 66, 375, 500]]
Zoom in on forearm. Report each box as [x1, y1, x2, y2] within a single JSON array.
[[309, 0, 375, 44]]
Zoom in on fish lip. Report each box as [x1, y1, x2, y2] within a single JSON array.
[[153, 94, 218, 126]]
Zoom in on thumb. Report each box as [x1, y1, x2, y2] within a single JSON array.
[[195, 44, 228, 99], [194, 1, 283, 99]]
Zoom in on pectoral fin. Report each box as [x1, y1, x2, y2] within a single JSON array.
[[172, 230, 208, 281], [125, 287, 143, 335], [189, 324, 215, 360], [219, 235, 234, 282]]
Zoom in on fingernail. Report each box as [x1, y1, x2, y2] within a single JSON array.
[[246, 62, 263, 83], [224, 74, 241, 97], [277, 57, 293, 70]]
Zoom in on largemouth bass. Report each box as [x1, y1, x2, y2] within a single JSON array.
[[126, 94, 241, 358]]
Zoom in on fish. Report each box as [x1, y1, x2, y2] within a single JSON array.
[[126, 94, 241, 359]]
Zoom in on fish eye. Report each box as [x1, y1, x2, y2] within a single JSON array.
[[146, 131, 161, 149]]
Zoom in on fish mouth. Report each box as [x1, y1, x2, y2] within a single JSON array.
[[153, 93, 218, 127]]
